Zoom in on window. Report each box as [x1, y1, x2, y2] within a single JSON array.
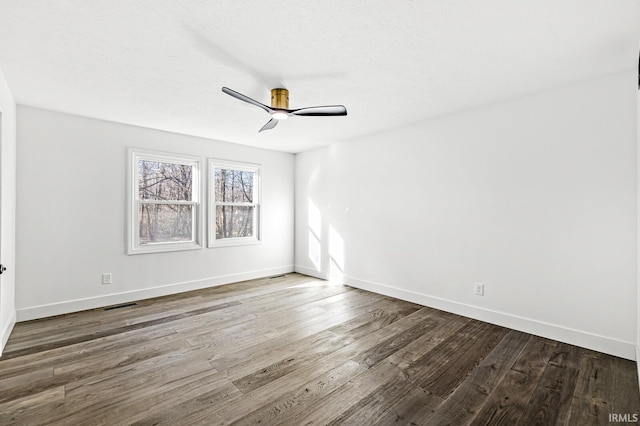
[[209, 159, 261, 247], [128, 149, 202, 254]]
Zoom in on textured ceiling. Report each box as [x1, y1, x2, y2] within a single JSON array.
[[0, 1, 638, 153]]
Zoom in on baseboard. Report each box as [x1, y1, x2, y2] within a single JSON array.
[[294, 265, 329, 280], [0, 309, 16, 356], [16, 265, 294, 322], [343, 274, 637, 361]]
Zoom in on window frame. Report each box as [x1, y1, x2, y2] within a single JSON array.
[[127, 148, 203, 255], [208, 158, 261, 248]]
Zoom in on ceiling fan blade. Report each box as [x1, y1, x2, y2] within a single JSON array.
[[291, 105, 347, 116], [222, 87, 272, 114], [259, 118, 278, 132]]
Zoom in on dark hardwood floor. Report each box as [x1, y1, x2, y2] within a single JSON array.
[[1, 273, 638, 425]]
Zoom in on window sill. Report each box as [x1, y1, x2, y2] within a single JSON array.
[[128, 241, 203, 255], [209, 237, 261, 248]]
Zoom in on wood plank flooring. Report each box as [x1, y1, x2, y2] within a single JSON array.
[[1, 273, 638, 425]]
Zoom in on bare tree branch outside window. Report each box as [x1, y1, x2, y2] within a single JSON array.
[[138, 160, 194, 244], [214, 168, 255, 239]]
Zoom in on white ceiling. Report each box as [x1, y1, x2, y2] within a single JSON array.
[[0, 1, 638, 153]]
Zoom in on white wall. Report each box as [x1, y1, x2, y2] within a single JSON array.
[[0, 68, 16, 354], [296, 71, 638, 359], [16, 107, 294, 320], [637, 80, 640, 379]]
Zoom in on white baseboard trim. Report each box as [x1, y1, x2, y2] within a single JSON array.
[[16, 265, 294, 322], [343, 274, 637, 361], [294, 265, 329, 280], [0, 309, 16, 356]]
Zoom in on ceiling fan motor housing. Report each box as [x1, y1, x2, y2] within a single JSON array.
[[271, 88, 289, 109]]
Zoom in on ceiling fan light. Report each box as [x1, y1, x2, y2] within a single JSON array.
[[272, 111, 289, 120]]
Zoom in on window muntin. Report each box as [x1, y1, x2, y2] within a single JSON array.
[[128, 150, 202, 254], [209, 160, 261, 247]]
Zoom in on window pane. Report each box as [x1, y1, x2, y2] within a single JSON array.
[[138, 204, 193, 244], [138, 160, 193, 201], [216, 206, 254, 239], [214, 168, 253, 203]]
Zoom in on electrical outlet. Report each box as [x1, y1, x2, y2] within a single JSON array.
[[102, 273, 112, 285], [474, 282, 484, 296]]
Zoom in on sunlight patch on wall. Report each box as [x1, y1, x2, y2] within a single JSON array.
[[308, 199, 321, 237], [308, 230, 321, 271], [329, 225, 345, 284], [308, 199, 322, 271]]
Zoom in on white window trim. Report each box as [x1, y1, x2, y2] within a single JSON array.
[[208, 158, 261, 248], [127, 148, 203, 255]]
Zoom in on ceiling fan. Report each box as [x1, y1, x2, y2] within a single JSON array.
[[222, 87, 347, 132]]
